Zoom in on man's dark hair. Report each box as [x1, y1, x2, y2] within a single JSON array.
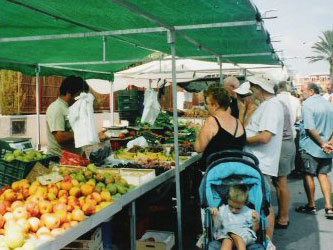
[[278, 81, 288, 92], [60, 75, 89, 96], [307, 82, 320, 94], [273, 84, 279, 95]]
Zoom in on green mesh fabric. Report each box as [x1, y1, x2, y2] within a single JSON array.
[[0, 0, 279, 79]]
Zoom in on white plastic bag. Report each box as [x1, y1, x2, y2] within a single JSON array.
[[126, 136, 148, 150], [68, 92, 99, 148], [141, 88, 161, 125]]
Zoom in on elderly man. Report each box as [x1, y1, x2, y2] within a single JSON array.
[[243, 74, 284, 239], [296, 82, 333, 218], [223, 76, 240, 118]]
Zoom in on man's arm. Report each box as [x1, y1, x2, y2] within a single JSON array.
[[307, 129, 326, 147], [52, 131, 74, 145], [246, 131, 273, 145]]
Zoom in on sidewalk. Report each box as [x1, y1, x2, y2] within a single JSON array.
[[272, 173, 333, 250]]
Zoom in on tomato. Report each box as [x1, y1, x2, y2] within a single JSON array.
[[119, 134, 126, 139]]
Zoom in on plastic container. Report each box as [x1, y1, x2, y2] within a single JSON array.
[[0, 155, 59, 186]]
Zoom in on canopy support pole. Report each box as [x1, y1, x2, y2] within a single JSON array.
[[130, 201, 136, 250], [168, 30, 183, 250], [35, 65, 41, 150], [103, 36, 107, 62], [110, 81, 114, 126], [218, 56, 223, 85]]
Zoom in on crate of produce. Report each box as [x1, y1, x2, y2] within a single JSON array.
[[0, 155, 59, 187], [62, 227, 103, 250], [119, 168, 155, 186], [137, 230, 175, 250]]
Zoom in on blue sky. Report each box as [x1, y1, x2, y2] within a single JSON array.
[[253, 0, 333, 75]]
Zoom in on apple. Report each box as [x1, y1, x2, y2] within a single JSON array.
[[47, 193, 57, 201], [71, 208, 85, 222], [66, 212, 72, 222], [16, 218, 30, 233], [41, 213, 60, 229], [36, 226, 51, 238], [100, 201, 113, 210], [69, 187, 81, 198], [3, 190, 16, 202], [58, 196, 68, 204], [91, 192, 102, 203], [0, 203, 8, 215], [51, 228, 65, 237], [31, 181, 41, 187], [71, 179, 80, 187], [35, 187, 48, 199], [13, 207, 28, 220], [61, 222, 71, 230], [38, 233, 53, 241], [61, 180, 72, 191], [28, 217, 41, 232], [55, 210, 67, 224], [28, 185, 38, 196], [82, 202, 96, 216], [28, 195, 44, 204], [11, 181, 21, 192], [22, 241, 35, 250], [58, 190, 68, 198], [47, 185, 59, 195], [16, 193, 24, 201], [78, 197, 85, 208], [53, 203, 67, 213], [3, 212, 14, 223], [67, 197, 80, 212], [39, 200, 52, 214], [21, 188, 30, 199], [5, 224, 25, 249], [25, 202, 40, 217], [80, 184, 94, 196], [0, 215, 5, 228], [28, 233, 37, 240], [70, 221, 78, 227], [11, 201, 24, 210], [100, 190, 112, 202], [85, 196, 97, 206]]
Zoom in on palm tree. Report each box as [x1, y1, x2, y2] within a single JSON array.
[[307, 30, 333, 84]]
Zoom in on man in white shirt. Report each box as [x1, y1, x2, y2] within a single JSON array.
[[243, 74, 284, 239], [323, 83, 333, 103]]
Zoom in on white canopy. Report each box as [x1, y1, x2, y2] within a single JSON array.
[[87, 57, 288, 94]]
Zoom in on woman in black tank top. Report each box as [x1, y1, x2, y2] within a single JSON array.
[[194, 85, 246, 171]]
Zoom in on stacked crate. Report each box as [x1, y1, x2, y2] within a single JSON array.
[[117, 89, 144, 124]]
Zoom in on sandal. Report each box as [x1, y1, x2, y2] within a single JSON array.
[[325, 208, 333, 219], [275, 221, 289, 229], [295, 204, 317, 215]]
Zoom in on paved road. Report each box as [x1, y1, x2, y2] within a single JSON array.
[[272, 174, 333, 250]]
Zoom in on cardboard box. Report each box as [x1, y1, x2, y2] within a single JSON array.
[[137, 230, 175, 250], [62, 227, 103, 250]]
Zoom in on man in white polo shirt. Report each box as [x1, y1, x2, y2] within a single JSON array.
[[243, 74, 284, 240]]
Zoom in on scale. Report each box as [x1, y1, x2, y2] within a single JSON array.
[[0, 137, 34, 155]]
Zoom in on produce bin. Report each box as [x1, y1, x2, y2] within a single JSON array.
[[62, 226, 103, 250], [137, 230, 175, 250], [0, 155, 59, 186]]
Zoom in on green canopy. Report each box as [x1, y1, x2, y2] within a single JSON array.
[[0, 0, 280, 79]]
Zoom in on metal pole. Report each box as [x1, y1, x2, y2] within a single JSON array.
[[130, 201, 136, 250], [218, 56, 223, 85], [35, 65, 41, 150], [103, 36, 107, 62], [110, 81, 114, 126], [168, 30, 183, 250]]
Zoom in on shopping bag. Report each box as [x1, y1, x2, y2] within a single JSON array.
[[141, 88, 161, 125]]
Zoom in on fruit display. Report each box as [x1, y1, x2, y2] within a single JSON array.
[[60, 150, 90, 166], [112, 162, 175, 176], [184, 107, 208, 118], [0, 164, 135, 249], [2, 150, 49, 162]]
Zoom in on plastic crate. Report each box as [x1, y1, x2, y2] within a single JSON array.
[[117, 102, 139, 111], [0, 155, 59, 187], [118, 89, 138, 97], [118, 95, 139, 103]]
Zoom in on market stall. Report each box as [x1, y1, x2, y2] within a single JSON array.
[[0, 0, 281, 249]]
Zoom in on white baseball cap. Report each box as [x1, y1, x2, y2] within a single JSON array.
[[233, 81, 252, 95], [246, 74, 276, 94]]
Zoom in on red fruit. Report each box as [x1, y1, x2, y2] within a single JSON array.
[[119, 134, 126, 139], [129, 131, 136, 137]]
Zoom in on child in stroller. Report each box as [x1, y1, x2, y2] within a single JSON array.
[[199, 150, 271, 250], [211, 184, 259, 250]]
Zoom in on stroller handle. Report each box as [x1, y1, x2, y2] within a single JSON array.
[[206, 149, 259, 167]]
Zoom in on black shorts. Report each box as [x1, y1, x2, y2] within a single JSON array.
[[300, 150, 332, 175]]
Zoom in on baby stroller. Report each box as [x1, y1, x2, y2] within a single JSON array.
[[199, 150, 271, 250]]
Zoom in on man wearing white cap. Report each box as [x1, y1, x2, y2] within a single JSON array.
[[233, 81, 258, 127], [243, 74, 284, 239]]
